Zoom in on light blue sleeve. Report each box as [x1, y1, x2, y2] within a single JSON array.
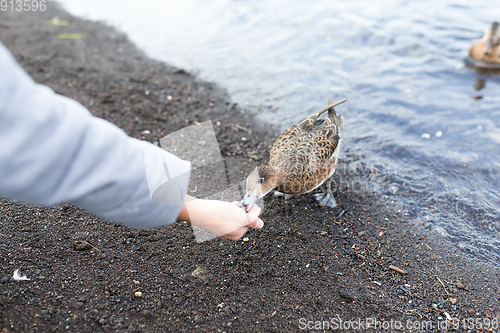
[[0, 43, 191, 229]]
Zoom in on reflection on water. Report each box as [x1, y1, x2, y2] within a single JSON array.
[[58, 0, 500, 265], [465, 58, 500, 93]]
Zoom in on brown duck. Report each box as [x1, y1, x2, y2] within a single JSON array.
[[238, 98, 346, 212], [470, 22, 500, 65]]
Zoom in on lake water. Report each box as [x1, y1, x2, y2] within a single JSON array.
[[58, 0, 500, 265]]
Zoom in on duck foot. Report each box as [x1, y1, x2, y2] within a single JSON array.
[[273, 191, 293, 200], [314, 179, 337, 208], [314, 192, 337, 208]]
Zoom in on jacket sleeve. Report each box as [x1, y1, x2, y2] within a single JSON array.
[[0, 43, 191, 229]]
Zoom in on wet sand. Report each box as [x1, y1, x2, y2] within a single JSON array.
[[0, 4, 498, 332]]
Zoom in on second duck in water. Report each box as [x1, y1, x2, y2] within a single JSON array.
[[470, 22, 500, 66], [238, 98, 346, 212]]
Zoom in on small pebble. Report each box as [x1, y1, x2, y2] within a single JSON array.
[[456, 282, 465, 289], [435, 131, 443, 137], [135, 291, 142, 297], [191, 267, 206, 279], [243, 237, 249, 242], [133, 280, 140, 285], [421, 133, 431, 139], [338, 289, 354, 301], [142, 310, 151, 318], [73, 240, 91, 251], [74, 301, 84, 309], [449, 298, 457, 304], [194, 314, 201, 323]]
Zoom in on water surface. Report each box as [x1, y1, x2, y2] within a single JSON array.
[[58, 0, 500, 265]]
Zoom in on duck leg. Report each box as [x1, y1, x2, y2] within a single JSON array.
[[313, 179, 337, 208], [273, 191, 294, 200]]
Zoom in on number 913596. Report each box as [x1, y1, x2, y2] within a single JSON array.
[[1, 0, 47, 11]]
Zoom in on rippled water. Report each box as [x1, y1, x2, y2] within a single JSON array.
[[59, 0, 500, 265]]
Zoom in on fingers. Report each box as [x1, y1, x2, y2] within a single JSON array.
[[221, 227, 249, 241], [221, 201, 264, 240], [245, 205, 263, 229], [246, 204, 261, 218], [248, 217, 264, 229]]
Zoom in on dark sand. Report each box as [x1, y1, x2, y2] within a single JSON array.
[[0, 4, 499, 332]]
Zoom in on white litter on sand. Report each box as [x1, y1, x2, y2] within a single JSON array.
[[13, 269, 30, 281]]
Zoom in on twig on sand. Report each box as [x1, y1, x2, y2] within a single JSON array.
[[125, 287, 141, 293], [434, 275, 450, 297], [389, 265, 406, 274], [87, 242, 102, 252], [406, 309, 423, 319], [447, 319, 458, 328], [233, 124, 249, 132]]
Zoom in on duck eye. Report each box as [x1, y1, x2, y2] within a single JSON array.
[[259, 177, 265, 183]]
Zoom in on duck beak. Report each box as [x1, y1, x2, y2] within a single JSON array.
[[237, 191, 258, 213]]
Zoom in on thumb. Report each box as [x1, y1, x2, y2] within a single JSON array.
[[245, 205, 263, 228], [248, 218, 264, 229]]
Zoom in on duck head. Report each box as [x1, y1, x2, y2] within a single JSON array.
[[484, 22, 499, 54], [237, 165, 282, 212]]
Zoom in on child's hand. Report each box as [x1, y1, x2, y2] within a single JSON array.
[[178, 195, 263, 240], [218, 201, 263, 240]]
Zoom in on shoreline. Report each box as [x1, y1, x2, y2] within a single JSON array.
[[0, 4, 499, 332]]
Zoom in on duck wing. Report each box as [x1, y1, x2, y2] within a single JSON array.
[[270, 99, 346, 161], [315, 132, 340, 163], [270, 124, 300, 160], [297, 98, 347, 132], [314, 102, 344, 161]]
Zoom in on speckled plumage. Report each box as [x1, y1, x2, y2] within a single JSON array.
[[470, 22, 500, 65], [238, 99, 346, 211], [270, 99, 344, 195]]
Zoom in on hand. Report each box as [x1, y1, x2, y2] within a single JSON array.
[[178, 196, 263, 241], [219, 201, 263, 240]]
